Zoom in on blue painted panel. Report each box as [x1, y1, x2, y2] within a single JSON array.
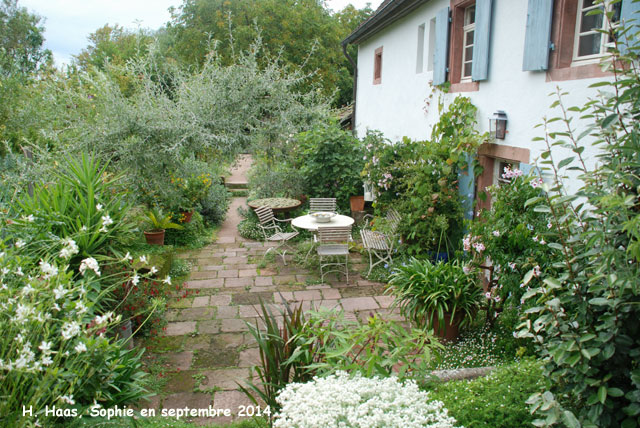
[[458, 154, 476, 220], [620, 0, 640, 55], [433, 6, 450, 86], [519, 162, 533, 176], [522, 0, 554, 71], [472, 0, 493, 81]]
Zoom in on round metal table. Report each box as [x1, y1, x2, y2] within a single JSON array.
[[292, 214, 355, 231]]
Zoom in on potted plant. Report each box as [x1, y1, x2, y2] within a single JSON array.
[[388, 258, 482, 340], [143, 208, 183, 245]]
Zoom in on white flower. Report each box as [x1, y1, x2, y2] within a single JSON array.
[[122, 252, 132, 262], [15, 267, 24, 276], [101, 215, 113, 226], [149, 266, 158, 275], [75, 301, 88, 314], [15, 240, 26, 248], [99, 225, 108, 233], [79, 257, 101, 276], [59, 239, 79, 259], [80, 225, 88, 232], [547, 222, 553, 229], [94, 313, 112, 325], [96, 203, 103, 211], [22, 284, 35, 295], [61, 321, 81, 340], [274, 372, 458, 428], [22, 214, 35, 222], [39, 260, 59, 279], [532, 236, 539, 242], [139, 255, 148, 264], [41, 356, 53, 366], [162, 276, 171, 285], [533, 265, 542, 277], [39, 341, 52, 354], [131, 274, 140, 286], [53, 285, 67, 300], [508, 262, 517, 270], [492, 230, 500, 237], [74, 342, 87, 353], [59, 395, 75, 405]]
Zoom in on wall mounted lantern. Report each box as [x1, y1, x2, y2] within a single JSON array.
[[489, 110, 508, 140]]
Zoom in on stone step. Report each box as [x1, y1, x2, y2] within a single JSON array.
[[224, 182, 248, 190]]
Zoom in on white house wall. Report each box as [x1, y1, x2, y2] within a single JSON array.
[[355, 0, 611, 193]]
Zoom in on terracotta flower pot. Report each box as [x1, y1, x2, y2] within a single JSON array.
[[431, 311, 463, 342], [144, 229, 165, 246], [350, 195, 365, 212]]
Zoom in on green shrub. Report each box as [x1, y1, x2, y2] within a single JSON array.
[[9, 154, 137, 273], [516, 28, 640, 425], [198, 182, 230, 226], [291, 123, 365, 212], [237, 207, 264, 241], [0, 240, 150, 426], [247, 161, 305, 200], [388, 258, 482, 330], [163, 212, 209, 248], [429, 360, 544, 428]]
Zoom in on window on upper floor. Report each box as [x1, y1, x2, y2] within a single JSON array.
[[373, 46, 383, 85], [432, 0, 492, 92], [417, 23, 426, 73], [573, 0, 622, 62], [461, 5, 476, 81], [523, 0, 636, 81]]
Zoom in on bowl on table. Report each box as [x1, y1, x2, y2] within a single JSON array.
[[310, 212, 336, 223]]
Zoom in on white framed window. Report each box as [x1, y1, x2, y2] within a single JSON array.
[[573, 0, 622, 63], [494, 160, 515, 186], [461, 5, 476, 81]]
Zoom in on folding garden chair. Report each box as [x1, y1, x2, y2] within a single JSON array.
[[254, 205, 299, 265], [360, 208, 401, 275], [309, 198, 337, 214], [317, 225, 352, 283]]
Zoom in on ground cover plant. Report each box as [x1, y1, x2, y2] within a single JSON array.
[[429, 359, 544, 428]]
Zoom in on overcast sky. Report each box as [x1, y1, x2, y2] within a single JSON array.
[[18, 0, 384, 67]]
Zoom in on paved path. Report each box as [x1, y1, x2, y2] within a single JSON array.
[[141, 154, 398, 425]]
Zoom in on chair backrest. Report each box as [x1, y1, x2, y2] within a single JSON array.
[[254, 206, 276, 227], [309, 198, 337, 214], [387, 208, 401, 234], [317, 225, 352, 244]]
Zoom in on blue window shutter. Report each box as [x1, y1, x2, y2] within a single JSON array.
[[620, 0, 640, 55], [472, 0, 493, 81], [433, 6, 450, 85], [519, 162, 533, 176], [522, 0, 554, 71], [458, 154, 476, 220]]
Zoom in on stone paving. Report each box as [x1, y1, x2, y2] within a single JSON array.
[[140, 155, 399, 425]]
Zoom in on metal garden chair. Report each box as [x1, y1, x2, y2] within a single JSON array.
[[360, 208, 401, 275], [254, 205, 299, 265], [317, 225, 352, 283], [309, 198, 337, 214]]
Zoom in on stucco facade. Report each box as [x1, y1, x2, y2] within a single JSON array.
[[351, 0, 622, 196]]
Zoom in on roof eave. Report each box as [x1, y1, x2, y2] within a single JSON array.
[[342, 0, 432, 46]]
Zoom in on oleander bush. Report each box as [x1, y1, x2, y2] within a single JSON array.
[[0, 240, 151, 427]]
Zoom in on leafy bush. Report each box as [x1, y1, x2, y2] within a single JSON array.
[[515, 22, 640, 426], [9, 154, 137, 273], [198, 182, 230, 226], [237, 207, 264, 241], [275, 372, 459, 428], [429, 360, 543, 428], [388, 258, 482, 331], [466, 171, 554, 309], [163, 212, 210, 248], [247, 161, 305, 200], [0, 241, 150, 426], [292, 123, 365, 212]]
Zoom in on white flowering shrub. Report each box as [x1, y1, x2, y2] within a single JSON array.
[[0, 242, 152, 426], [274, 372, 460, 428]]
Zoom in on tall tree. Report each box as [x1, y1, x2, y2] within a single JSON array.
[[0, 0, 51, 77], [74, 24, 154, 71], [166, 0, 372, 107]]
